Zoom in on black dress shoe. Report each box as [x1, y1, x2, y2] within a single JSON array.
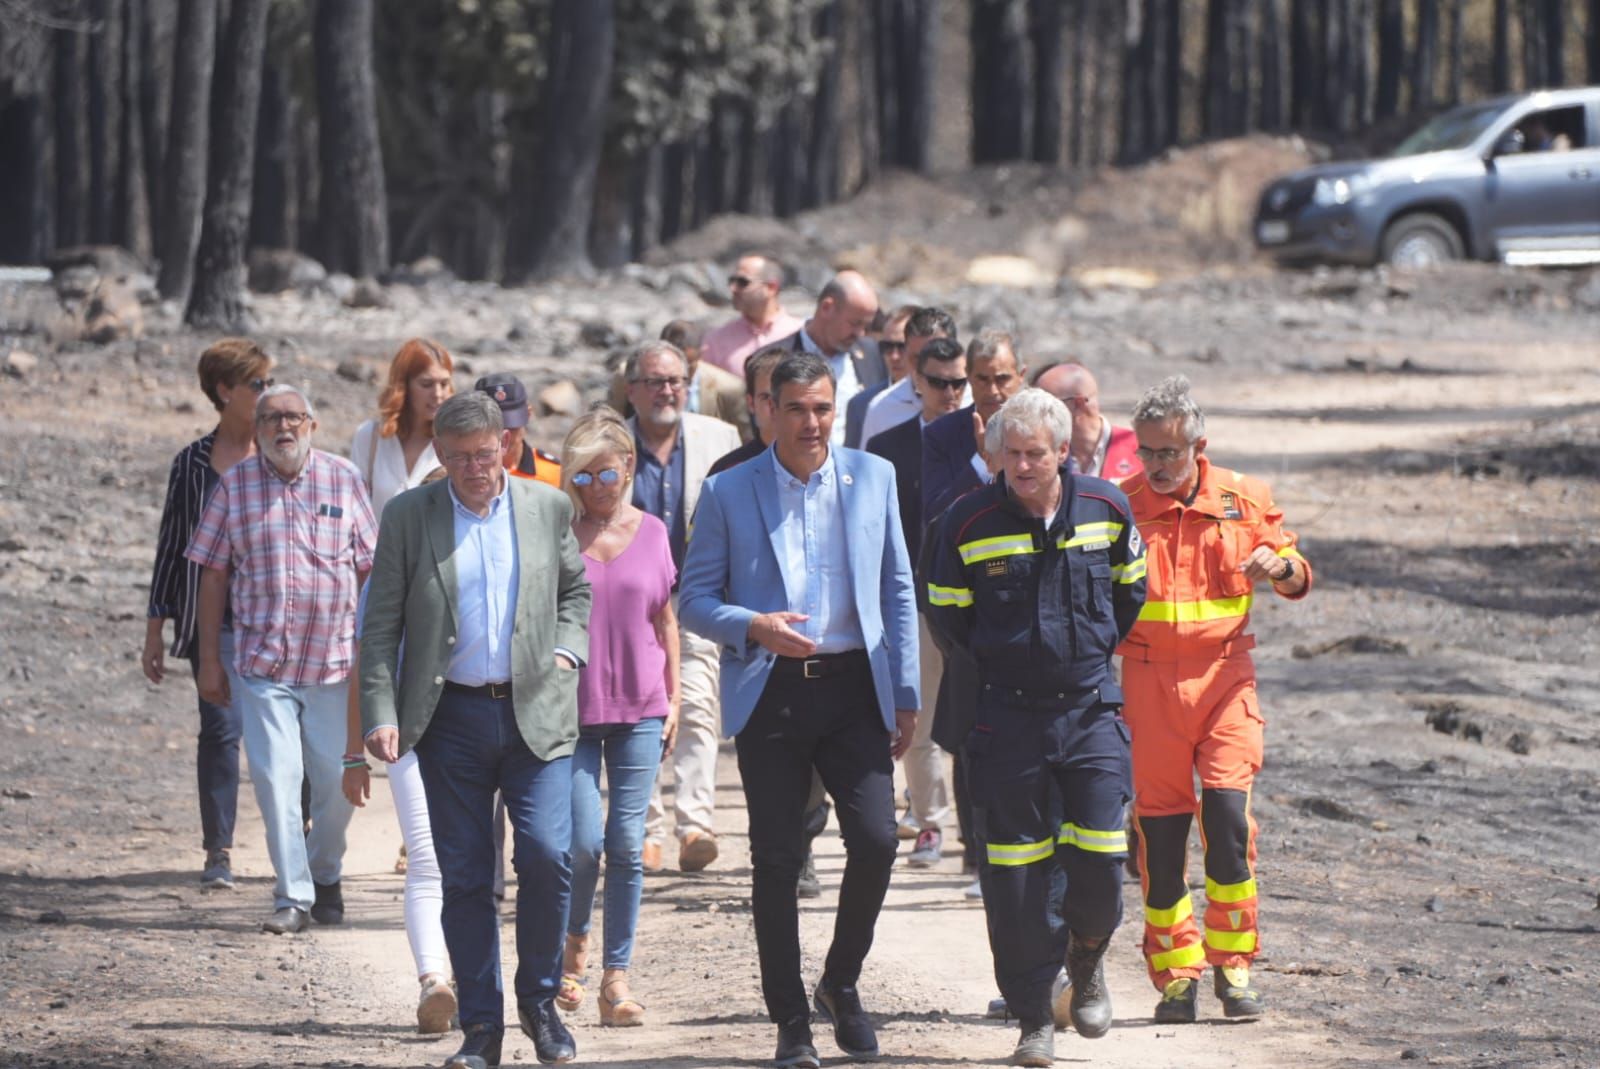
[[518, 1000, 576, 1065], [814, 978, 879, 1059], [310, 880, 344, 925], [774, 1014, 820, 1069], [444, 1022, 502, 1069]]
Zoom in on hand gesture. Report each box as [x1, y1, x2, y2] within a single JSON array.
[[1239, 545, 1288, 584], [749, 611, 817, 658], [141, 632, 166, 685], [365, 726, 400, 764], [891, 709, 919, 759], [342, 766, 371, 807], [196, 658, 230, 706]]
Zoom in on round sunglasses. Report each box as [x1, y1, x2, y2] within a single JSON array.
[[571, 468, 623, 487]]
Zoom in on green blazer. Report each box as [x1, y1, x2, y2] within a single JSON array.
[[359, 476, 592, 760]]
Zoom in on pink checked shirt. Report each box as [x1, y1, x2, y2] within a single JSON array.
[[700, 309, 803, 376], [186, 449, 378, 686]]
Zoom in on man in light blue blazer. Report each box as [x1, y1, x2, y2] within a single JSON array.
[[680, 352, 919, 1069]]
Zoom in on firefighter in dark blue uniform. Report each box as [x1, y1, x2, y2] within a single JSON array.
[[925, 388, 1146, 1068]]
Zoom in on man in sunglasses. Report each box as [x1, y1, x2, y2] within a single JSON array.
[[187, 385, 377, 936], [1117, 375, 1312, 1027], [843, 305, 916, 449], [858, 306, 964, 448], [702, 254, 803, 377]]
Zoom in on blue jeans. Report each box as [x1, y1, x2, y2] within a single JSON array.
[[415, 689, 573, 1029], [568, 716, 664, 970], [187, 629, 242, 852], [233, 669, 353, 911]]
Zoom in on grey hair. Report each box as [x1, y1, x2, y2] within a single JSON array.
[[985, 387, 1071, 455], [433, 391, 504, 439], [966, 329, 1017, 365], [1131, 375, 1205, 441], [623, 339, 687, 382], [256, 383, 317, 422]]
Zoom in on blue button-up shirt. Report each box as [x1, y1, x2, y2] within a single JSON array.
[[773, 449, 864, 654], [634, 429, 687, 570], [446, 479, 520, 686]]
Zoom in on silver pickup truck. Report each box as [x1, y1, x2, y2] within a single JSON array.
[[1254, 87, 1600, 268]]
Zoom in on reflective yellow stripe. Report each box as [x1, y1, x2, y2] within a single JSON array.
[[1205, 929, 1257, 953], [986, 838, 1056, 866], [1111, 558, 1147, 584], [1138, 594, 1253, 623], [1150, 943, 1206, 972], [958, 534, 1038, 565], [926, 584, 974, 607], [1145, 894, 1194, 929], [1057, 521, 1125, 551], [1058, 823, 1128, 853], [1205, 877, 1257, 903]]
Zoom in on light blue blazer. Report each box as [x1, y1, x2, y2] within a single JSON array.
[[679, 445, 920, 737]]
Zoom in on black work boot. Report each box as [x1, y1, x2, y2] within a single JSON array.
[[310, 880, 344, 925], [1064, 933, 1113, 1038], [1010, 1018, 1055, 1067], [1154, 977, 1198, 1023], [1213, 966, 1265, 1018]]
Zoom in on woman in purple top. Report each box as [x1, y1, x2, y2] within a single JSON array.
[[558, 408, 680, 1028]]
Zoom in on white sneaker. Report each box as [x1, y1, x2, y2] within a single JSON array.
[[896, 811, 920, 840], [963, 878, 983, 900]]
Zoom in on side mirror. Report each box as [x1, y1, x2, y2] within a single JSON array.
[[1492, 130, 1525, 157]]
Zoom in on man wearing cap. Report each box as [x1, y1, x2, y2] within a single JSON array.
[[476, 373, 561, 488]]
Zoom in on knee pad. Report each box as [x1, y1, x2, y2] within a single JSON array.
[[1137, 812, 1193, 908], [1199, 788, 1251, 885]]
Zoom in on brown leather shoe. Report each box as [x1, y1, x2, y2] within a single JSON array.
[[678, 830, 719, 872], [641, 839, 664, 874]]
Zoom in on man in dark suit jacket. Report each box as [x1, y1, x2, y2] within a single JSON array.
[[843, 305, 916, 448], [772, 271, 885, 445], [921, 330, 1028, 527]]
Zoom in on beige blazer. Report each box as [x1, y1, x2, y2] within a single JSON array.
[[358, 476, 591, 760], [627, 411, 742, 528]]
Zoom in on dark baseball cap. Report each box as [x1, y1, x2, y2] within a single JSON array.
[[474, 372, 530, 429]]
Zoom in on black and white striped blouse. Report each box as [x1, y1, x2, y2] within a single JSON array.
[[147, 430, 223, 660]]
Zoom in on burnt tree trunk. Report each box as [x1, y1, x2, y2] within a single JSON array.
[[587, 140, 633, 271], [1322, 0, 1347, 131], [139, 0, 175, 236], [1521, 0, 1543, 87], [1161, 0, 1181, 146], [1068, 3, 1087, 164], [55, 26, 90, 249], [1589, 0, 1600, 84], [314, 0, 389, 277], [1030, 0, 1061, 165], [1376, 0, 1403, 117], [1119, 0, 1151, 163], [1349, 0, 1372, 127], [1203, 0, 1229, 137], [88, 0, 123, 244], [1540, 0, 1564, 85], [186, 0, 268, 330], [1492, 0, 1512, 90], [889, 0, 936, 171], [1412, 0, 1438, 111], [1446, 0, 1464, 102], [1289, 0, 1319, 128], [0, 15, 54, 263], [971, 0, 1030, 162], [771, 101, 801, 218], [804, 1, 841, 208], [156, 0, 217, 303], [251, 8, 297, 251], [1260, 0, 1287, 131], [629, 141, 662, 260], [119, 0, 153, 261], [509, 0, 614, 282]]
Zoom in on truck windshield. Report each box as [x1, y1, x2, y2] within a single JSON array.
[[1390, 102, 1505, 157]]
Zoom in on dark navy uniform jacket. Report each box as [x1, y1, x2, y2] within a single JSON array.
[[924, 467, 1147, 697]]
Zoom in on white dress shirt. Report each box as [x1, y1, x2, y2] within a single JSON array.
[[796, 329, 860, 446], [772, 449, 864, 654], [860, 376, 973, 448]]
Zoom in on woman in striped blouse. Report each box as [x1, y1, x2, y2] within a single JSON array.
[[142, 337, 274, 891]]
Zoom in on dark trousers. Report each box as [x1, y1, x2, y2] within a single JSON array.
[[187, 651, 243, 851], [415, 689, 573, 1029], [735, 656, 899, 1023], [968, 689, 1131, 1022]]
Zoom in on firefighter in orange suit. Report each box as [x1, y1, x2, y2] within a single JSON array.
[[1117, 376, 1312, 1024]]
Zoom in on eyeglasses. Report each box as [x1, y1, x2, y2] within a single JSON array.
[[631, 376, 686, 392], [1134, 444, 1194, 464], [880, 341, 906, 354], [571, 469, 623, 488], [441, 448, 501, 469], [923, 375, 968, 393], [727, 275, 753, 289], [246, 377, 276, 393], [257, 411, 309, 428]]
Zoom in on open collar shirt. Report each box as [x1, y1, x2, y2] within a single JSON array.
[[444, 477, 520, 686], [186, 449, 377, 686], [773, 448, 865, 654]]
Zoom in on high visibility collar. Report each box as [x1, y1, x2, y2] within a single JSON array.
[[996, 464, 1076, 534]]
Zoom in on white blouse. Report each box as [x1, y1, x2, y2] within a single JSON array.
[[350, 418, 442, 520]]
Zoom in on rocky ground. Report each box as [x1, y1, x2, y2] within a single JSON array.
[[2, 144, 1598, 1068]]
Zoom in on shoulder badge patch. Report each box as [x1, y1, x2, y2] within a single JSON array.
[[1220, 491, 1243, 520], [984, 559, 1009, 578]]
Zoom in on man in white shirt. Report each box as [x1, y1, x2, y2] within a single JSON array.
[[773, 271, 883, 447], [858, 306, 966, 447]]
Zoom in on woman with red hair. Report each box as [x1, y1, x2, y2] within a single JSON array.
[[350, 337, 455, 516]]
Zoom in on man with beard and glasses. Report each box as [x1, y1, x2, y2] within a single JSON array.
[[188, 384, 377, 935]]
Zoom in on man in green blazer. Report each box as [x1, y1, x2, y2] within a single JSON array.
[[360, 391, 591, 1069]]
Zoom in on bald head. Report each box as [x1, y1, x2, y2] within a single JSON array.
[[809, 270, 879, 356], [1035, 362, 1103, 448]]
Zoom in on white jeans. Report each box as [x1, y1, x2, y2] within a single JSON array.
[[388, 750, 450, 978], [645, 623, 721, 842], [234, 673, 353, 911], [903, 616, 951, 830]]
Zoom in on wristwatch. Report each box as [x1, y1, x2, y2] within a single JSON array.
[[1273, 558, 1295, 583]]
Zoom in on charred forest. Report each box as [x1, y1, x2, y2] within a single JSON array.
[[1, 1, 1598, 312]]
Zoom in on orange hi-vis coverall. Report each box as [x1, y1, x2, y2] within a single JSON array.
[[1116, 454, 1312, 991]]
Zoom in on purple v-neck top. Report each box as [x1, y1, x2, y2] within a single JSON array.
[[577, 512, 676, 726]]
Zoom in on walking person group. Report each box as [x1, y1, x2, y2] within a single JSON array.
[[145, 258, 1314, 1069]]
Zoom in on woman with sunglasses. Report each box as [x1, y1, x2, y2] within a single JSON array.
[[556, 407, 681, 1028], [143, 338, 274, 892], [349, 337, 455, 516]]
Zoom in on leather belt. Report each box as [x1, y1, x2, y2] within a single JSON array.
[[772, 649, 869, 680], [443, 679, 513, 700]]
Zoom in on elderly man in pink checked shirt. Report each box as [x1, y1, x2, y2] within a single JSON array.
[[190, 383, 378, 934], [700, 253, 803, 377]]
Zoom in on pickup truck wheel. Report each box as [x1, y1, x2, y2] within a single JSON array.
[[1381, 213, 1464, 268]]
